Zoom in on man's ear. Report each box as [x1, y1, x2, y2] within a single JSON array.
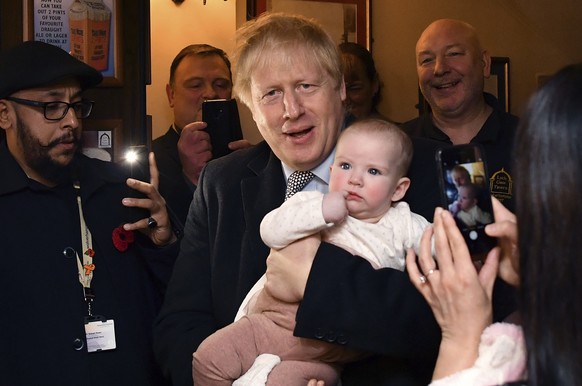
[[166, 83, 175, 107], [392, 177, 411, 202], [482, 50, 492, 78], [372, 75, 380, 97], [0, 100, 13, 130], [339, 75, 347, 102]]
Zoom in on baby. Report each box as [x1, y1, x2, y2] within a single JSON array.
[[193, 119, 430, 386], [455, 183, 492, 227]]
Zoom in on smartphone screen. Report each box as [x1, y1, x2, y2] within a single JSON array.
[[202, 99, 243, 159], [436, 144, 496, 258]]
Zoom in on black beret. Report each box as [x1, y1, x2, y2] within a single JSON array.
[[0, 41, 103, 99]]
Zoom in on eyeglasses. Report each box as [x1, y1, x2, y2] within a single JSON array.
[[5, 96, 94, 121]]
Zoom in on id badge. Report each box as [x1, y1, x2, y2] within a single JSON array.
[[84, 315, 117, 352]]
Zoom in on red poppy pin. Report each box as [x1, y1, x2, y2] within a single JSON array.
[[112, 226, 135, 252]]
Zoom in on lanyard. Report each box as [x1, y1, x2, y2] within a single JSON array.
[[73, 183, 96, 316]]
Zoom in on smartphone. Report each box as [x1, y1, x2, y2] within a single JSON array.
[[202, 99, 244, 159], [121, 145, 150, 223], [436, 144, 496, 259]]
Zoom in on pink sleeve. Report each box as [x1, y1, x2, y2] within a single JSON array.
[[430, 323, 527, 386]]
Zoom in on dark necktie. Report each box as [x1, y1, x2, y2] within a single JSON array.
[[285, 171, 315, 201]]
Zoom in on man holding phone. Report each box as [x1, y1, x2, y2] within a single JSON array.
[[152, 44, 250, 225], [0, 40, 178, 385]]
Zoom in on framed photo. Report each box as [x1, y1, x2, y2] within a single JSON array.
[[250, 0, 371, 49], [81, 119, 123, 162], [417, 56, 511, 114], [484, 57, 510, 113], [23, 0, 122, 86]]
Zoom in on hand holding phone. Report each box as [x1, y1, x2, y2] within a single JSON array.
[[202, 99, 243, 159], [436, 144, 496, 259]]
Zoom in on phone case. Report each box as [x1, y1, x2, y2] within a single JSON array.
[[436, 144, 496, 258], [121, 145, 150, 223], [202, 99, 244, 159]]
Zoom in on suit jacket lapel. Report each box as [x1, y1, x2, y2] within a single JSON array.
[[240, 146, 286, 271]]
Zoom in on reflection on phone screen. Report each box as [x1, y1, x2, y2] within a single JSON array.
[[440, 155, 496, 258]]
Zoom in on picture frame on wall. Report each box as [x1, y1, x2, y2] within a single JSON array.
[[485, 56, 510, 113], [250, 0, 371, 50], [81, 119, 123, 162], [23, 0, 122, 86]]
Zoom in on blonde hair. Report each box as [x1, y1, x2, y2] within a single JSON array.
[[232, 12, 343, 107]]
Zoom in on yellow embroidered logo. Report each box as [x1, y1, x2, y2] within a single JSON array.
[[489, 168, 513, 202]]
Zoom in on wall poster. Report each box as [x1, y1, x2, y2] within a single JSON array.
[[27, 0, 120, 84]]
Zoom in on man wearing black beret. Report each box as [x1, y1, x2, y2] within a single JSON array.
[[0, 41, 178, 385]]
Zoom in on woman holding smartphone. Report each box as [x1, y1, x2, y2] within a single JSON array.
[[406, 63, 582, 385]]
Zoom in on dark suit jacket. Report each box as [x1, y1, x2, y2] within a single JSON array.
[[152, 127, 195, 227], [154, 141, 441, 386]]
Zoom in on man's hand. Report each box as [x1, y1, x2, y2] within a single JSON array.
[[177, 121, 212, 186], [264, 234, 321, 303], [228, 139, 252, 151], [178, 123, 252, 186], [122, 152, 177, 246]]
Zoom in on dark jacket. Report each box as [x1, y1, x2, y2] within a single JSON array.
[[154, 141, 441, 386], [402, 92, 518, 219], [0, 141, 178, 386], [152, 127, 196, 227], [401, 93, 519, 328]]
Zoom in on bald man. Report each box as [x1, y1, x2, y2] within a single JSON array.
[[401, 19, 518, 332], [404, 19, 518, 144]]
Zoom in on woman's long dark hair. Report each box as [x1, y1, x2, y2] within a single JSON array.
[[514, 63, 582, 385]]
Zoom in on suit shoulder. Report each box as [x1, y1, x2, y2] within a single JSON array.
[[199, 141, 271, 186], [205, 141, 270, 173], [400, 116, 421, 136], [152, 128, 178, 151]]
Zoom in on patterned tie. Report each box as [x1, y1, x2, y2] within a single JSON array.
[[285, 171, 315, 201]]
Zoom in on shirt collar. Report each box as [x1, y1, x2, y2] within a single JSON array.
[[281, 146, 336, 185], [280, 112, 348, 189], [425, 92, 504, 143]]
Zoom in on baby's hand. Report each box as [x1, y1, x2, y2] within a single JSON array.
[[448, 201, 460, 216], [322, 191, 348, 224]]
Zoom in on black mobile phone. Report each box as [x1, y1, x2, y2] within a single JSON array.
[[436, 144, 496, 259], [202, 99, 243, 159], [121, 145, 150, 223]]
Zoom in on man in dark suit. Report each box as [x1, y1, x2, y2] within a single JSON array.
[[152, 44, 249, 225], [154, 14, 441, 386]]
